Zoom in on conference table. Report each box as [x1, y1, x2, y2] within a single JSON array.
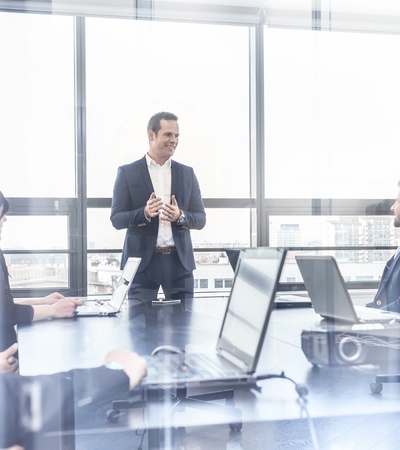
[[17, 294, 400, 449]]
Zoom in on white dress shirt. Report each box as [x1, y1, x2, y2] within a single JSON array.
[[146, 153, 175, 247]]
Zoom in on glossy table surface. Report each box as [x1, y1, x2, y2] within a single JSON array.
[[17, 296, 400, 430]]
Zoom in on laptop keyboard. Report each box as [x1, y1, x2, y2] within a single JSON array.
[[185, 353, 239, 379], [355, 305, 400, 322], [78, 302, 116, 314], [146, 352, 238, 381]]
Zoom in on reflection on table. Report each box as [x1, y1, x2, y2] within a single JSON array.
[[17, 297, 400, 448]]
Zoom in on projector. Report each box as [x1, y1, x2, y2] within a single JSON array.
[[301, 327, 400, 367]]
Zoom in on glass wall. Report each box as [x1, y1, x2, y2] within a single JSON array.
[[3, 216, 69, 289], [0, 13, 75, 198], [264, 27, 400, 200], [85, 18, 250, 199], [0, 12, 76, 295], [1, 5, 400, 296], [264, 26, 400, 286], [84, 18, 252, 294], [87, 207, 251, 294]]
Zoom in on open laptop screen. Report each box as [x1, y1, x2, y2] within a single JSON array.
[[217, 247, 286, 372], [296, 255, 357, 322], [109, 257, 141, 310]]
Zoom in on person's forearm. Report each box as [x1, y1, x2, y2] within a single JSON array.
[[31, 305, 55, 321], [30, 298, 80, 321], [15, 298, 45, 306]]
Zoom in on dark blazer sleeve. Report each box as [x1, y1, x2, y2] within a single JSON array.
[[110, 157, 159, 270], [0, 250, 34, 351], [110, 157, 153, 231], [171, 161, 206, 271], [171, 162, 206, 231]]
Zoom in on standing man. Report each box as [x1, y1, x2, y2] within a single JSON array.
[[371, 181, 400, 312], [110, 112, 206, 308]]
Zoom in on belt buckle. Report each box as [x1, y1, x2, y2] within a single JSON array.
[[155, 246, 173, 255]]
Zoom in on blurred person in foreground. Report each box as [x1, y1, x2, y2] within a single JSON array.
[[0, 345, 147, 449]]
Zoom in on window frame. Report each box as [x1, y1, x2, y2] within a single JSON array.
[[1, 4, 397, 298]]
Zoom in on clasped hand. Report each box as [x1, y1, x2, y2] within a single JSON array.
[[145, 193, 180, 222]]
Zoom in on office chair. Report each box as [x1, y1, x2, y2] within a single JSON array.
[[370, 344, 400, 393], [370, 374, 400, 393]]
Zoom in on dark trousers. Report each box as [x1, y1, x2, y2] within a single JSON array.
[[128, 252, 194, 308]]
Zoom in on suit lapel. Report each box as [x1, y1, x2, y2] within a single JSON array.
[[171, 161, 181, 200], [376, 254, 397, 297], [139, 156, 154, 193], [385, 254, 399, 279]]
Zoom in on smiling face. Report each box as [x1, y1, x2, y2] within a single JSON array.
[[0, 204, 7, 241], [147, 119, 179, 165]]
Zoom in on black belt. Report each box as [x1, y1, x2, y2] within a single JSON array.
[[154, 246, 176, 255]]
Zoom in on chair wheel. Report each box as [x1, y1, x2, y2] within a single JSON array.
[[370, 382, 383, 394], [229, 421, 242, 432], [106, 409, 120, 423]]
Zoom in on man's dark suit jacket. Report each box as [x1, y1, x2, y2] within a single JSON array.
[[110, 156, 206, 272], [373, 253, 400, 312]]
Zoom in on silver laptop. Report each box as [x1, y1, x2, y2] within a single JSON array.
[[76, 257, 141, 317], [143, 247, 287, 386], [225, 247, 311, 309], [296, 255, 400, 324]]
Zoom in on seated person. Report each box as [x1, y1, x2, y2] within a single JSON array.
[[0, 192, 146, 449], [0, 191, 82, 353], [370, 182, 400, 312], [0, 345, 147, 449]]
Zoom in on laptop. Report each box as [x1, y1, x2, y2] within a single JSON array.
[[76, 257, 141, 317], [296, 255, 400, 324], [225, 247, 311, 309], [143, 247, 287, 386], [225, 248, 244, 273]]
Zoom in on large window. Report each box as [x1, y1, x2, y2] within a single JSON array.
[[87, 208, 251, 294], [263, 26, 400, 285], [0, 12, 77, 296], [84, 17, 252, 293], [264, 27, 400, 199], [0, 13, 75, 197], [85, 19, 250, 199], [2, 4, 400, 297], [2, 215, 69, 289]]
